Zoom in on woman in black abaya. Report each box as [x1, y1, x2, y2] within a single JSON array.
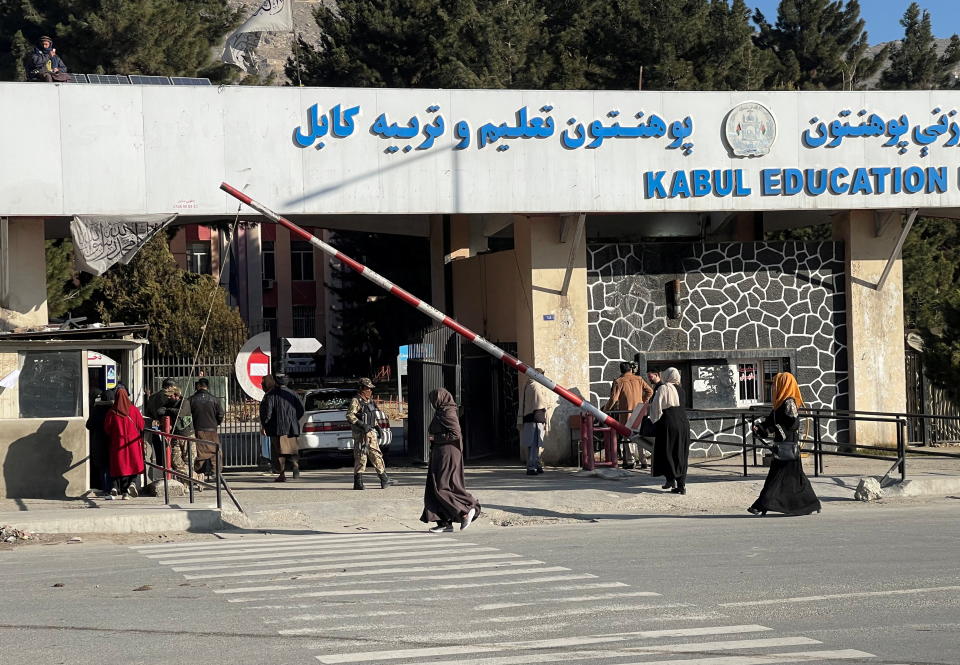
[[649, 367, 690, 495], [420, 388, 481, 533], [749, 372, 821, 516]]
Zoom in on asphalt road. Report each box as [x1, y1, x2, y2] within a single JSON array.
[[2, 500, 958, 665]]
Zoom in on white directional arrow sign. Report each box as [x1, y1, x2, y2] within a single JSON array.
[[283, 337, 322, 354]]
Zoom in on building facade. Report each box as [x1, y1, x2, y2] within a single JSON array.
[[3, 83, 955, 494]]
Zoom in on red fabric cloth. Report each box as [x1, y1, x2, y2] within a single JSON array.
[[112, 388, 133, 416], [104, 404, 146, 477]]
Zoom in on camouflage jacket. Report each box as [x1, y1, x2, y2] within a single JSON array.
[[345, 395, 379, 438]]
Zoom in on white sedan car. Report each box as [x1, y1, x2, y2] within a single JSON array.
[[298, 388, 392, 459]]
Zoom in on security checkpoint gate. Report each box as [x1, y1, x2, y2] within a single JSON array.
[[143, 325, 265, 469]]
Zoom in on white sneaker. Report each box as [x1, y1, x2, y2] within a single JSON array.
[[460, 508, 477, 531], [127, 484, 138, 498], [429, 523, 454, 533]]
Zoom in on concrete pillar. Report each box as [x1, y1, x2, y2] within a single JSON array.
[[834, 210, 907, 447], [0, 217, 48, 328], [245, 224, 264, 333], [322, 229, 341, 372], [448, 214, 489, 262], [428, 215, 446, 308], [276, 225, 293, 338], [513, 214, 590, 465], [169, 226, 188, 271]]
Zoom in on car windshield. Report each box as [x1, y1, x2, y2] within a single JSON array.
[[304, 390, 354, 411]]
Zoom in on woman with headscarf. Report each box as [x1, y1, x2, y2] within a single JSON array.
[[102, 388, 146, 499], [749, 372, 821, 516], [649, 367, 690, 494], [420, 388, 481, 533]]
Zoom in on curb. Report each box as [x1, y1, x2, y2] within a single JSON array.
[[855, 475, 960, 501], [3, 507, 223, 535], [884, 477, 960, 498]]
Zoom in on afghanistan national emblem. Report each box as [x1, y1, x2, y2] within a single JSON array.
[[724, 102, 777, 157]]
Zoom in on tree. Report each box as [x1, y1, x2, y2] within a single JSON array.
[[879, 2, 960, 90], [691, 0, 775, 90], [45, 239, 101, 320], [290, 0, 553, 89], [292, 0, 771, 92], [754, 0, 888, 90], [76, 233, 246, 356], [0, 0, 241, 82], [901, 217, 960, 389]]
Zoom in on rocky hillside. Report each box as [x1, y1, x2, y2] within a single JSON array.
[[227, 0, 324, 83], [864, 37, 960, 87]]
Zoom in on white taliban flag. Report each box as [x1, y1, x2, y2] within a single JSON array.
[[221, 0, 294, 72]]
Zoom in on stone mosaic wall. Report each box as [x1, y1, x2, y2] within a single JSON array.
[[587, 241, 848, 453]]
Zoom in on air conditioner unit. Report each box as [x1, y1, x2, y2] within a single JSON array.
[[262, 279, 275, 291]]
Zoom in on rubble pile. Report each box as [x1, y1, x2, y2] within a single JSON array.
[[0, 525, 33, 543]]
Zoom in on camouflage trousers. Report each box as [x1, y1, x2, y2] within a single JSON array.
[[171, 439, 201, 483], [353, 430, 385, 475]]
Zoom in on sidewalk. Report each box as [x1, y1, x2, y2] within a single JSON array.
[[2, 451, 958, 536]]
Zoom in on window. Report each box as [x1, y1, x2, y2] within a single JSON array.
[[262, 241, 275, 281], [304, 389, 354, 411], [689, 357, 786, 409], [19, 351, 83, 418], [737, 358, 783, 406], [737, 362, 760, 403], [293, 305, 316, 337], [187, 241, 211, 274], [291, 241, 314, 281]]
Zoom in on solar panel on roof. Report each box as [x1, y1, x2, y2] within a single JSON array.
[[66, 73, 88, 83], [170, 77, 212, 86], [86, 74, 131, 84], [129, 75, 172, 85]]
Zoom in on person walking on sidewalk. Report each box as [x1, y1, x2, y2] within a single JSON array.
[[189, 378, 224, 478], [102, 388, 145, 499], [649, 367, 690, 495], [345, 378, 394, 490], [260, 374, 305, 483], [603, 361, 654, 469], [521, 370, 554, 476], [421, 388, 481, 533], [748, 372, 821, 516]]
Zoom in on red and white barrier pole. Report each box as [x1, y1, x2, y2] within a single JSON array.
[[219, 182, 631, 438]]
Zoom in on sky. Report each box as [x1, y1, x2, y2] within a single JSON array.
[[745, 1, 958, 43]]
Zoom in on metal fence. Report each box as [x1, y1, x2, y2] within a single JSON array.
[[143, 326, 265, 469], [905, 349, 960, 445]]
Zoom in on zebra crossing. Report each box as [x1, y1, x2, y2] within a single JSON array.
[[131, 532, 877, 664]]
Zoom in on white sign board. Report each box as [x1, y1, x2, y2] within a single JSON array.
[[283, 337, 322, 354], [3, 85, 960, 217]]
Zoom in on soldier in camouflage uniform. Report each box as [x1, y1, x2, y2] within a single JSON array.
[[144, 379, 199, 488], [345, 378, 395, 490]]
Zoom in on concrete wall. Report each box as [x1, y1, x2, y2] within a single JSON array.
[[0, 418, 87, 498], [0, 351, 19, 419], [4, 84, 960, 217], [0, 347, 87, 499], [587, 241, 849, 451], [835, 210, 907, 446], [514, 215, 590, 464], [0, 217, 48, 327], [451, 250, 520, 343]]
